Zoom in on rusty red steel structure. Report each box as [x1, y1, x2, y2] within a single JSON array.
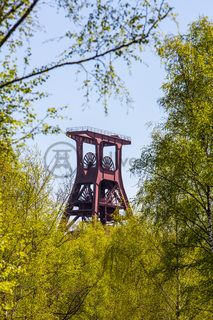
[[62, 126, 132, 226]]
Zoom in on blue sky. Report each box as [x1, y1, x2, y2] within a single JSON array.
[[28, 0, 213, 200]]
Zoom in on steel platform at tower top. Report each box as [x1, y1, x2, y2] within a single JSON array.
[[66, 126, 131, 145]]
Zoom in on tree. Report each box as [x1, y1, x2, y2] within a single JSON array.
[[1, 145, 210, 319], [0, 0, 172, 143], [0, 148, 110, 319], [0, 144, 199, 320], [131, 17, 213, 319]]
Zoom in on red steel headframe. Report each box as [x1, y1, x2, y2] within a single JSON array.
[[62, 127, 132, 226]]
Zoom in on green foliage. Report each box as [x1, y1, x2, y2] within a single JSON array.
[[0, 149, 110, 319], [0, 0, 172, 143], [0, 1, 65, 143], [132, 17, 213, 319], [1, 141, 211, 319]]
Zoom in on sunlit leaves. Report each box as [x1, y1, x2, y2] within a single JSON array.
[[131, 17, 213, 319]]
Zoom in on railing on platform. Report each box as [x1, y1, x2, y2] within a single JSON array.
[[66, 126, 131, 142]]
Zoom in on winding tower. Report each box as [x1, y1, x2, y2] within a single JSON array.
[[62, 127, 131, 226]]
